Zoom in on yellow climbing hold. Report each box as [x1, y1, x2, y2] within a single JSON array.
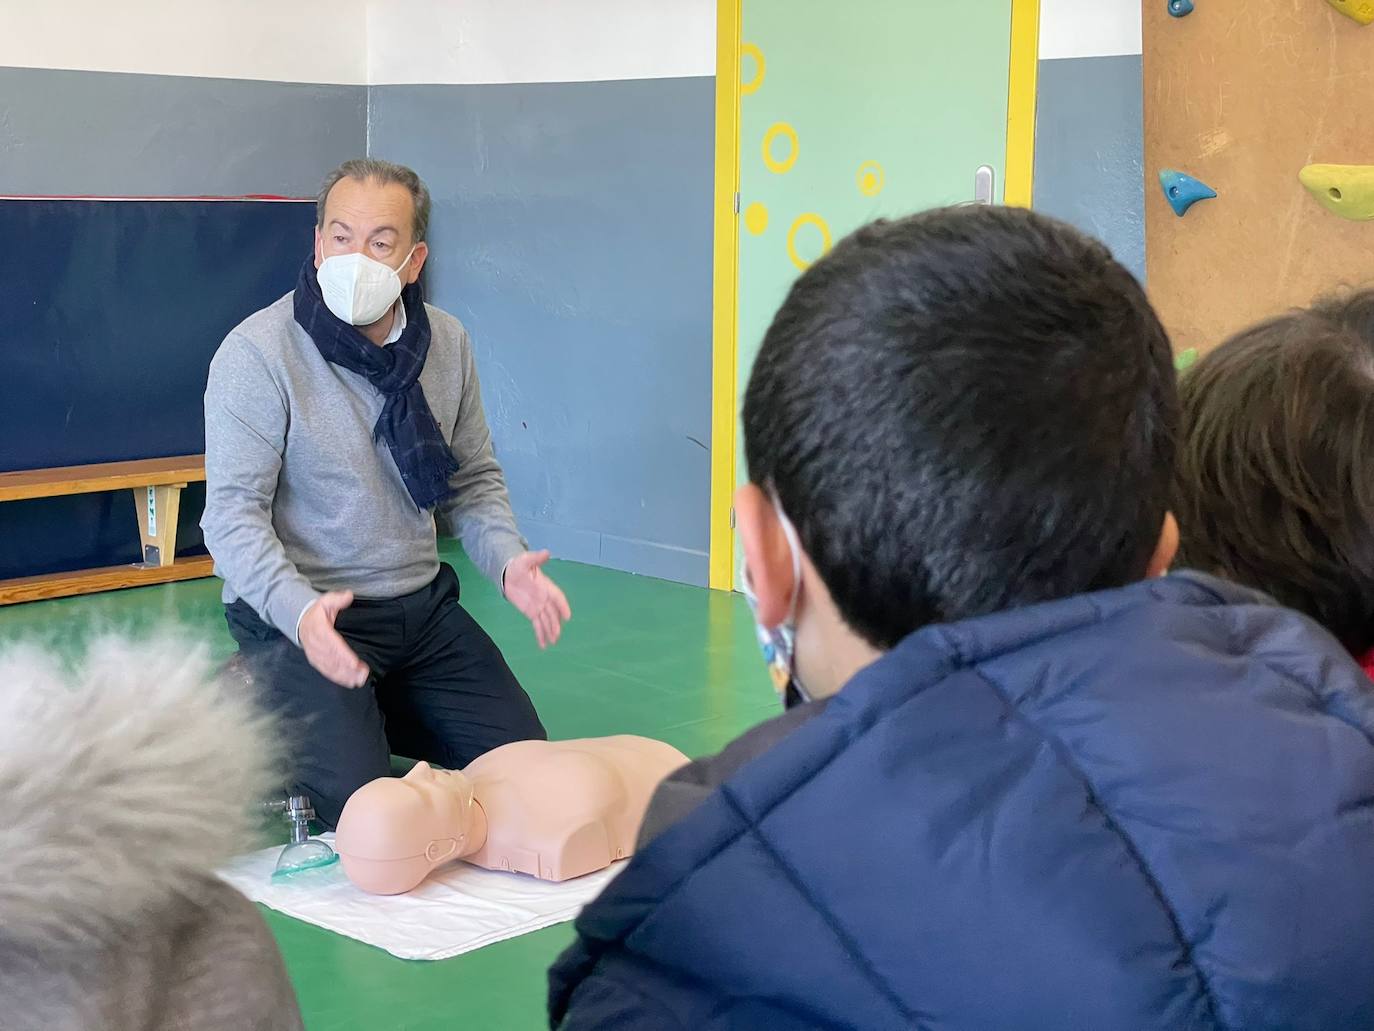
[[787, 213, 832, 271], [856, 161, 886, 197], [744, 202, 769, 235], [740, 43, 766, 94], [1328, 0, 1374, 25], [1299, 164, 1374, 220], [762, 123, 798, 175]]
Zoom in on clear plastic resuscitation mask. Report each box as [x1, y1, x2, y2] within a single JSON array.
[[317, 246, 416, 327], [741, 499, 812, 709]]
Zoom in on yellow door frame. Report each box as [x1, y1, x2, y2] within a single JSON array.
[[1004, 0, 1042, 208], [707, 0, 1040, 590], [708, 0, 743, 591]]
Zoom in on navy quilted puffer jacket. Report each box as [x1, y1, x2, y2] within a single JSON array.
[[550, 574, 1374, 1030]]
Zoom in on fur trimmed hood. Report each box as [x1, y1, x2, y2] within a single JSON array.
[[0, 636, 283, 950]]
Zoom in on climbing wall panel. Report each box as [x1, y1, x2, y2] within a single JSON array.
[[1144, 0, 1374, 354]]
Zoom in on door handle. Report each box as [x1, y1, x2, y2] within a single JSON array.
[[974, 165, 996, 205]]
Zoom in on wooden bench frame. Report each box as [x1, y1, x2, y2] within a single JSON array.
[[0, 456, 215, 605]]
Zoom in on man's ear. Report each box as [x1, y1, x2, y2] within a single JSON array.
[[1146, 512, 1179, 578], [736, 483, 797, 628], [405, 242, 429, 285], [313, 227, 324, 270]]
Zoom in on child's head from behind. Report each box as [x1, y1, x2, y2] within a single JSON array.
[[738, 206, 1179, 698], [1174, 296, 1374, 656]]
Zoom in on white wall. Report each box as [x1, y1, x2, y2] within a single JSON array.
[[1039, 0, 1142, 60], [0, 0, 715, 85], [0, 0, 368, 83], [366, 0, 716, 85]]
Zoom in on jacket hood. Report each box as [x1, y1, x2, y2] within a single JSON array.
[[0, 635, 284, 950]]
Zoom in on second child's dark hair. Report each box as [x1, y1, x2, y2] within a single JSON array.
[[1175, 301, 1374, 655], [1312, 289, 1374, 345], [743, 206, 1178, 649]]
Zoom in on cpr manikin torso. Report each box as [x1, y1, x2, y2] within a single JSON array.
[[334, 736, 689, 894]]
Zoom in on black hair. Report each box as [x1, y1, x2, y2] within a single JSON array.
[[742, 205, 1178, 649], [1175, 299, 1374, 655], [1311, 288, 1374, 345]]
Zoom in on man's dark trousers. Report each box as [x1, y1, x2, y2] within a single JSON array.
[[226, 563, 546, 826]]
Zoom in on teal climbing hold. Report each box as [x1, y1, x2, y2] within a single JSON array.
[[1169, 0, 1194, 16], [1159, 170, 1217, 216]]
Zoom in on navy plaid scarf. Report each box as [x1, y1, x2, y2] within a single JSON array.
[[293, 257, 460, 511]]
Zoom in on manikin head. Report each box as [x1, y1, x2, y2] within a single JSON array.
[[334, 762, 483, 895], [738, 206, 1180, 703]]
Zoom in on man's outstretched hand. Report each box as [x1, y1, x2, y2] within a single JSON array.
[[298, 590, 370, 687], [504, 550, 572, 648]]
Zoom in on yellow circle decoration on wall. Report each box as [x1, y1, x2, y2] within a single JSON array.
[[857, 160, 886, 197], [744, 201, 769, 235], [740, 43, 766, 95], [787, 213, 832, 271], [762, 123, 799, 175]]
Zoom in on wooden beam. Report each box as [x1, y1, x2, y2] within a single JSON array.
[[0, 556, 216, 606], [0, 456, 206, 502], [133, 484, 185, 567]]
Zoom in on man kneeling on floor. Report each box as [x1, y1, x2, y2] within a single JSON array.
[[549, 207, 1374, 1030], [203, 159, 567, 827]]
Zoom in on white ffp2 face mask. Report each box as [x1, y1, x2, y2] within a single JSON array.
[[317, 247, 416, 327]]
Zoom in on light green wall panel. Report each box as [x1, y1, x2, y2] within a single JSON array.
[[733, 0, 1014, 583], [737, 3, 1015, 372]]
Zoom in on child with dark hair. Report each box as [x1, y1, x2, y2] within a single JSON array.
[[549, 208, 1374, 1031], [1175, 292, 1374, 672]]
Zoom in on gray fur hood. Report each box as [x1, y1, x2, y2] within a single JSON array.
[[0, 635, 283, 949]]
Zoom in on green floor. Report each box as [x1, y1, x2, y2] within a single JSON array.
[[0, 542, 773, 1031]]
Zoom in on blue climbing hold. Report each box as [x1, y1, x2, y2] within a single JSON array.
[[1159, 169, 1217, 216], [1169, 0, 1194, 16]]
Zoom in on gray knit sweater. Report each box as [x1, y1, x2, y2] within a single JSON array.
[[202, 294, 526, 642]]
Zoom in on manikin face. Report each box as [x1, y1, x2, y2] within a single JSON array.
[[398, 761, 476, 840], [334, 762, 478, 894]]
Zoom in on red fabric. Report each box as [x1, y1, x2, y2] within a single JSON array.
[[1359, 648, 1374, 680]]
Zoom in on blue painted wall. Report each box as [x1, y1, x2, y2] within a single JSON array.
[[369, 77, 715, 585], [1033, 55, 1145, 282], [0, 68, 364, 583], [2, 67, 714, 588], [0, 68, 365, 197]]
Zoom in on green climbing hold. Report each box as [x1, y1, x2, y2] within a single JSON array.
[[1175, 348, 1199, 373], [1299, 164, 1374, 220]]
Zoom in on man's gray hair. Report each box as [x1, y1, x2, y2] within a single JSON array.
[[317, 158, 432, 243]]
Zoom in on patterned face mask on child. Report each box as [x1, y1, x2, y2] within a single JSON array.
[[740, 500, 812, 709]]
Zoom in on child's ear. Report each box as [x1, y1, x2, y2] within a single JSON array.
[[735, 483, 798, 628], [1146, 512, 1180, 578]]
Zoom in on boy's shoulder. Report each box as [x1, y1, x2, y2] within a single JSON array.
[[637, 570, 1359, 853], [636, 699, 830, 848]]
